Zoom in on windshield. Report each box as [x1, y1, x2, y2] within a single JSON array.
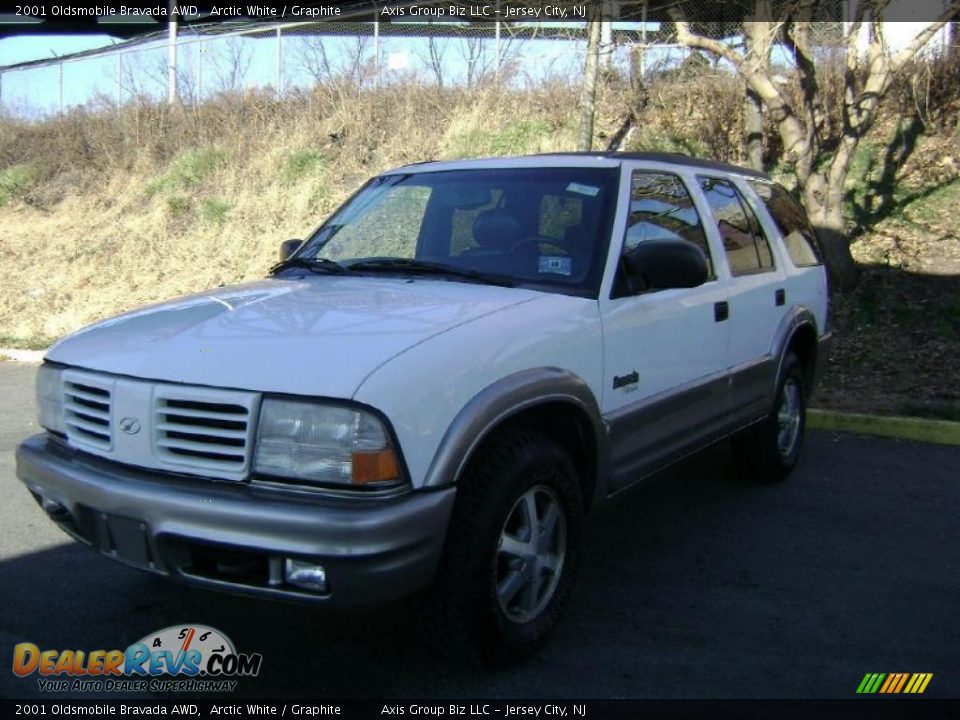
[[290, 167, 620, 297]]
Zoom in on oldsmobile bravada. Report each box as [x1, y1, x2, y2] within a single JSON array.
[[17, 152, 830, 663]]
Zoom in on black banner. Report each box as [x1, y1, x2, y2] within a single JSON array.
[[3, 699, 960, 720], [0, 0, 957, 36]]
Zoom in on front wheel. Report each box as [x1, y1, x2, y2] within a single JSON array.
[[733, 352, 807, 482], [420, 430, 582, 666]]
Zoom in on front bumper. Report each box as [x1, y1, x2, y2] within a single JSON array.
[[16, 434, 456, 606]]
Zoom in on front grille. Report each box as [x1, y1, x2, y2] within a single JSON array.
[[54, 369, 259, 482], [153, 387, 258, 478], [63, 378, 112, 450]]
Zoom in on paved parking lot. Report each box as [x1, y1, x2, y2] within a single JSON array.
[[1, 361, 957, 699]]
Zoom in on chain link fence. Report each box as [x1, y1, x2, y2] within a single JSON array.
[[0, 17, 703, 119]]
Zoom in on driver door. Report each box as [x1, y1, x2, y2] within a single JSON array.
[[600, 167, 731, 491]]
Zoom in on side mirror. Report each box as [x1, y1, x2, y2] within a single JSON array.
[[279, 238, 303, 261], [622, 238, 708, 292]]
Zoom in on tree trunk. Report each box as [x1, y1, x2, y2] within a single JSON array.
[[802, 177, 859, 292], [578, 20, 602, 151], [744, 89, 764, 170], [742, 15, 771, 171]]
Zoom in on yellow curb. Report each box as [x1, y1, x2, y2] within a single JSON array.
[[808, 408, 960, 446]]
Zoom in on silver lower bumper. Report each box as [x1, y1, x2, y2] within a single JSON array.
[[16, 434, 456, 606]]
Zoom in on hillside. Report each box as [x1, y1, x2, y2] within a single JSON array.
[[0, 77, 958, 419]]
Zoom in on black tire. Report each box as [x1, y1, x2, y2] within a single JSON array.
[[420, 429, 582, 666], [733, 352, 807, 483]]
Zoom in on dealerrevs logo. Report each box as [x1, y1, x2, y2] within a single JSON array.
[[12, 625, 261, 693]]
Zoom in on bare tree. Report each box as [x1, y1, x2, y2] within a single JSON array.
[[456, 29, 519, 87], [297, 34, 368, 87], [578, 17, 602, 151], [743, 4, 775, 171], [671, 0, 960, 289], [212, 37, 252, 93], [461, 35, 485, 88], [423, 33, 447, 88], [296, 32, 370, 89]]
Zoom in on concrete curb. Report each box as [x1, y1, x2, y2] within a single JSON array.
[[808, 408, 960, 446], [0, 348, 45, 363]]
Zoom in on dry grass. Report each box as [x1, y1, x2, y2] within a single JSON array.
[[0, 81, 592, 346]]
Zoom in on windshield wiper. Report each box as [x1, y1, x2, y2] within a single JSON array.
[[270, 256, 348, 276], [347, 258, 515, 288]]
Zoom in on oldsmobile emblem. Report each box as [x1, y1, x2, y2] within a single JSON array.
[[119, 417, 141, 435]]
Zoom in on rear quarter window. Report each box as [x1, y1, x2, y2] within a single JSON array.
[[748, 181, 823, 267]]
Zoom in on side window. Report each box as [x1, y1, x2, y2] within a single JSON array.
[[740, 189, 775, 270], [698, 176, 774, 276], [625, 171, 713, 278], [748, 180, 823, 267]]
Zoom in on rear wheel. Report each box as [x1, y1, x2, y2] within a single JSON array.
[[421, 429, 582, 666], [733, 352, 807, 482]]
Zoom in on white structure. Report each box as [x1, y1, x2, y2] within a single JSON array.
[[845, 0, 955, 53]]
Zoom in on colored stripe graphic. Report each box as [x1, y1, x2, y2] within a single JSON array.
[[857, 673, 932, 694]]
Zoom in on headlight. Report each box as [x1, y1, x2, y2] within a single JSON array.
[[36, 364, 66, 435], [253, 399, 402, 488]]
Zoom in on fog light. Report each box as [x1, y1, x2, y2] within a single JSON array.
[[284, 559, 328, 593], [41, 496, 70, 522]]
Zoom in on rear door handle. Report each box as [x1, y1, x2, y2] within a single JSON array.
[[775, 288, 786, 306], [714, 301, 729, 323]]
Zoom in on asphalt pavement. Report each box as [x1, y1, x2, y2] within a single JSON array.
[[1, 361, 957, 699]]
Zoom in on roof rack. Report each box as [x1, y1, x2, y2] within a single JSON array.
[[531, 151, 769, 179]]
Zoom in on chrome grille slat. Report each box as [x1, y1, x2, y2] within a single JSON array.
[[65, 411, 110, 429], [156, 423, 247, 440], [63, 387, 110, 404], [64, 403, 110, 422], [157, 438, 245, 458], [66, 419, 111, 440], [157, 407, 250, 422]]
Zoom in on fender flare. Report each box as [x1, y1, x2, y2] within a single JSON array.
[[421, 367, 609, 512], [769, 306, 819, 397]]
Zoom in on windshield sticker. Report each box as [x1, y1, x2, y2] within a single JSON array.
[[566, 182, 601, 197], [539, 256, 573, 276]]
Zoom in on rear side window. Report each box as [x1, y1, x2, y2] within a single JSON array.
[[748, 181, 823, 267], [698, 176, 775, 276], [625, 171, 713, 278]]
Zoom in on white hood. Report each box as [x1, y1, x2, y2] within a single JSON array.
[[47, 276, 539, 397]]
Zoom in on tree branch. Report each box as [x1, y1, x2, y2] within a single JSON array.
[[890, 4, 960, 73], [671, 19, 745, 69]]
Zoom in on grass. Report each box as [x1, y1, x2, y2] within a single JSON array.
[[445, 119, 560, 159], [146, 147, 229, 198], [0, 333, 55, 350], [200, 197, 232, 225], [0, 163, 39, 207], [280, 148, 326, 185], [0, 83, 587, 347], [166, 194, 190, 216]]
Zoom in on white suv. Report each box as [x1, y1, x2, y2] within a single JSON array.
[[17, 152, 830, 664]]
